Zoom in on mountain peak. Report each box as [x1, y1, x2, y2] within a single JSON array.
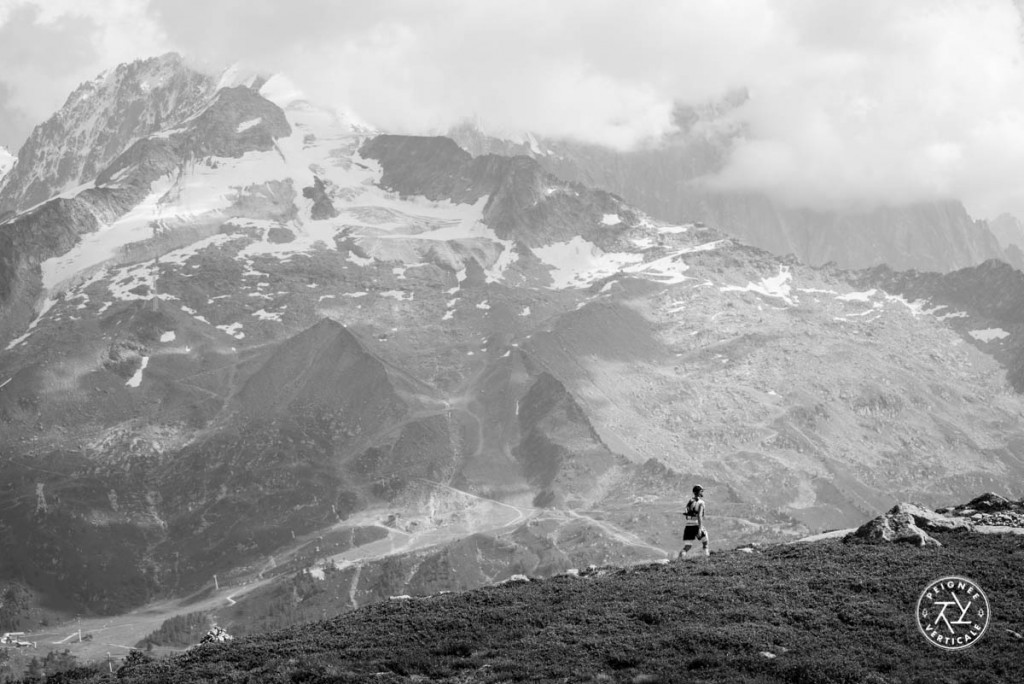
[[0, 53, 217, 216]]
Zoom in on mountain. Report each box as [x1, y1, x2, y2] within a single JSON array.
[[0, 54, 218, 220], [989, 213, 1024, 253], [2, 54, 1024, 631], [27, 500, 1024, 683], [856, 259, 1024, 392], [449, 119, 1021, 274], [0, 146, 13, 182]]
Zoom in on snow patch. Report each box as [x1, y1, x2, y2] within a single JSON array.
[[970, 328, 1010, 342], [160, 331, 176, 343], [253, 309, 283, 322], [476, 300, 491, 310], [347, 252, 374, 267], [721, 266, 794, 305], [936, 310, 969, 321], [836, 289, 877, 303], [884, 294, 945, 317], [484, 240, 519, 283], [601, 214, 621, 226], [41, 175, 175, 291], [380, 290, 413, 301], [126, 356, 149, 388], [533, 236, 643, 289], [622, 242, 725, 285], [656, 224, 691, 234], [236, 118, 262, 133], [217, 322, 245, 339]]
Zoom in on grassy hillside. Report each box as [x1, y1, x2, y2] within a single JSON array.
[[41, 530, 1024, 683]]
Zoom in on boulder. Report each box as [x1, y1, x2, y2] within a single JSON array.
[[964, 493, 1015, 512], [847, 502, 972, 547], [199, 626, 233, 645], [892, 503, 974, 532]]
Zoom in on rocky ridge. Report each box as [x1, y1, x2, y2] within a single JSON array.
[[0, 53, 217, 218], [855, 259, 1024, 391], [449, 121, 1020, 274]]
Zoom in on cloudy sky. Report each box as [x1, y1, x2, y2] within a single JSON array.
[[2, 0, 1024, 219]]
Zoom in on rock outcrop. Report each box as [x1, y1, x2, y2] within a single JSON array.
[[937, 492, 1024, 527], [847, 502, 973, 547], [199, 626, 233, 645], [302, 176, 339, 220]]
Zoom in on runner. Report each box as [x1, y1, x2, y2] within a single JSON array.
[[679, 484, 709, 558]]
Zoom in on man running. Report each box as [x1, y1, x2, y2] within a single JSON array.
[[679, 484, 709, 558]]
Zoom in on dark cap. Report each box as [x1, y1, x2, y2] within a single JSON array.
[[692, 484, 704, 495]]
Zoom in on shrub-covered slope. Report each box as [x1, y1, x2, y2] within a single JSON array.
[[48, 529, 1024, 683]]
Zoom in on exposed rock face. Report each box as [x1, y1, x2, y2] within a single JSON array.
[[848, 503, 973, 546], [989, 214, 1024, 251], [302, 177, 339, 220], [450, 126, 1019, 273], [0, 198, 100, 342], [360, 135, 624, 248], [0, 53, 216, 216], [0, 77, 292, 349], [172, 86, 291, 160], [857, 259, 1024, 391], [360, 135, 506, 203]]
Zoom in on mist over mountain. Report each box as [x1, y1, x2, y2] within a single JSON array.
[[1, 53, 1024, 672], [990, 212, 1024, 252], [449, 119, 1022, 274]]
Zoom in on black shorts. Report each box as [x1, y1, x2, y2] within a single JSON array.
[[683, 525, 707, 542]]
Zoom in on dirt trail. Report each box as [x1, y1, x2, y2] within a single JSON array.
[[560, 509, 670, 556]]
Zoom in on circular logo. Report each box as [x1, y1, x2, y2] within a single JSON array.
[[916, 576, 991, 650]]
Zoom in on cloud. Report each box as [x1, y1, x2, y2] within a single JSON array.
[[703, 1, 1024, 217], [4, 0, 1024, 218], [0, 1, 169, 149], [137, 0, 1024, 219]]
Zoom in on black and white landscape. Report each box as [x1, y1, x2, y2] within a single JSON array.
[[1, 3, 1024, 682]]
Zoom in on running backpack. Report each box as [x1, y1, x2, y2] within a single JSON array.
[[685, 498, 701, 517]]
